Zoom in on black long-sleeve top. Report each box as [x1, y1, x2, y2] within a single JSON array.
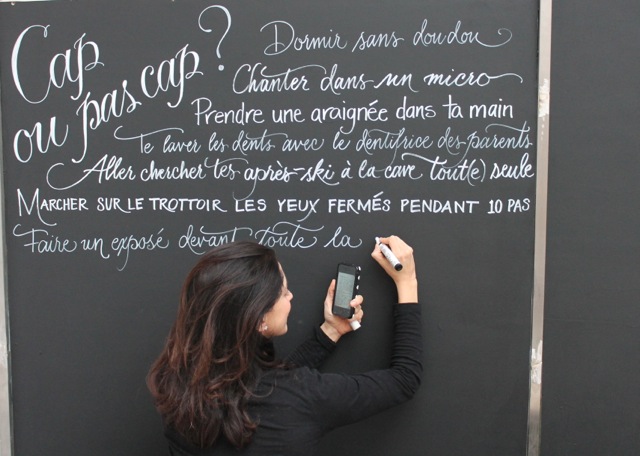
[[165, 303, 422, 456]]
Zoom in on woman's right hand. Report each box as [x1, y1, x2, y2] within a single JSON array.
[[371, 236, 418, 303]]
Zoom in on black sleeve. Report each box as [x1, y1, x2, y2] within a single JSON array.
[[297, 304, 423, 431], [285, 325, 337, 368]]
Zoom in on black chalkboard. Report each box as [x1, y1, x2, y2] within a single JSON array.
[[541, 0, 640, 455], [0, 1, 539, 455]]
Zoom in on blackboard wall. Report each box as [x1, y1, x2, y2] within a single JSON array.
[[0, 1, 537, 455], [541, 1, 640, 455], [0, 0, 637, 455]]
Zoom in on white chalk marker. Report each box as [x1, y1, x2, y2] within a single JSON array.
[[375, 237, 403, 271]]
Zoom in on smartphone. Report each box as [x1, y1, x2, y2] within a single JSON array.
[[332, 263, 361, 319]]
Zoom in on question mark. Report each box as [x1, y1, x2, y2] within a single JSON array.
[[198, 5, 231, 71]]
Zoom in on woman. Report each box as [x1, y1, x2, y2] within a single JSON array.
[[147, 235, 422, 455]]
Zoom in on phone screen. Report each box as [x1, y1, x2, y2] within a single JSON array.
[[335, 269, 356, 309]]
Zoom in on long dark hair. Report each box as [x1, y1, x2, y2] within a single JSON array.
[[147, 241, 284, 449]]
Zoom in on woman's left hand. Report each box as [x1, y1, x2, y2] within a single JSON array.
[[320, 279, 364, 342]]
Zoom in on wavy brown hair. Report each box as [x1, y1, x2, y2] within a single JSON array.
[[147, 241, 284, 449]]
